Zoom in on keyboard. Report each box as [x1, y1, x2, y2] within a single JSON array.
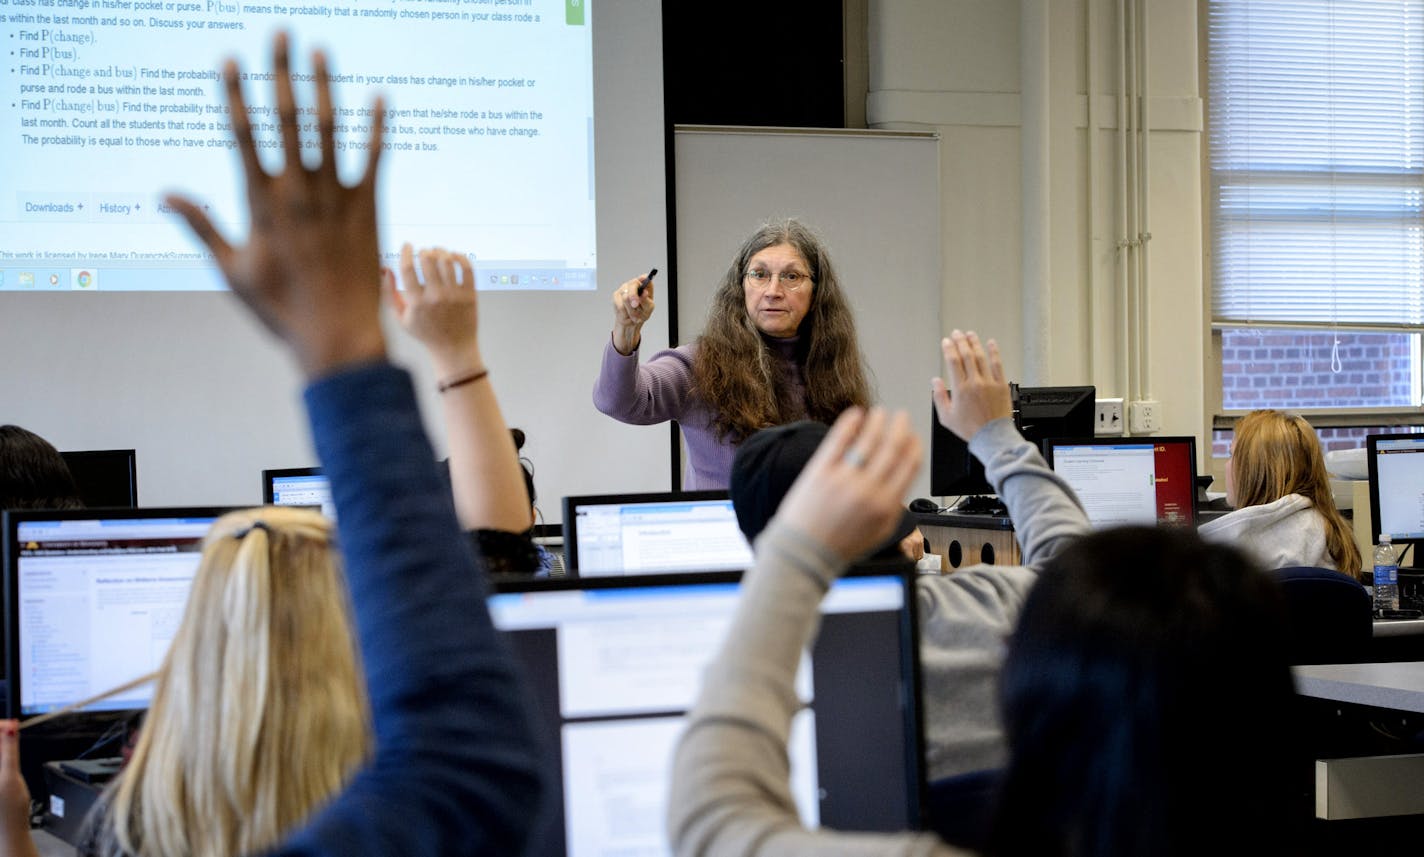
[[952, 495, 1009, 516]]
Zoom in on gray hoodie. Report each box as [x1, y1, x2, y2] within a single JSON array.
[[1198, 493, 1335, 570]]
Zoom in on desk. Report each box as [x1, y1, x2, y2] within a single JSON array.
[[1369, 619, 1424, 662], [1373, 619, 1424, 638], [1295, 661, 1424, 712], [1294, 662, 1424, 821], [913, 512, 1021, 571], [32, 829, 73, 856]]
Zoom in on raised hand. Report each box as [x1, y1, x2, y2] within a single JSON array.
[[0, 721, 37, 857], [384, 244, 481, 379], [932, 329, 1014, 442], [165, 32, 387, 379], [775, 407, 922, 564], [610, 273, 656, 355]]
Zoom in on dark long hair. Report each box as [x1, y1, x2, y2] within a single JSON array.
[[984, 527, 1298, 857], [0, 425, 83, 510], [691, 219, 871, 443]]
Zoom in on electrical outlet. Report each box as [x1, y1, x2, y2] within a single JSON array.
[[1095, 398, 1125, 436], [1129, 400, 1162, 434]]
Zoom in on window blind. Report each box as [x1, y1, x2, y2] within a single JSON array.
[[1209, 0, 1424, 328]]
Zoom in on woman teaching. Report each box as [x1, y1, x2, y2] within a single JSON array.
[[593, 219, 871, 489]]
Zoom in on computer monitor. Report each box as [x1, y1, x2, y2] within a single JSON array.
[[561, 491, 753, 576], [1044, 436, 1198, 528], [262, 467, 334, 519], [1367, 433, 1424, 554], [487, 566, 923, 855], [1016, 385, 1096, 446], [2, 506, 230, 719], [59, 449, 137, 508], [930, 385, 1096, 497]]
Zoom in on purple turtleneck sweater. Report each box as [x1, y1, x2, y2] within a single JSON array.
[[593, 336, 807, 490]]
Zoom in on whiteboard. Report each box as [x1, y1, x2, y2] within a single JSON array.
[[672, 126, 942, 499]]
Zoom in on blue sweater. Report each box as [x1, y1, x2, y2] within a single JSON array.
[[273, 362, 544, 856]]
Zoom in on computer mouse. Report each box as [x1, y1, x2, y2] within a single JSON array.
[[909, 498, 940, 514]]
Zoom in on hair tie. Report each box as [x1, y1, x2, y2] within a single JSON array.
[[232, 521, 272, 540], [438, 368, 490, 393]]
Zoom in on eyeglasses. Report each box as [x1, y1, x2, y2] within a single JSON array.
[[744, 268, 812, 292]]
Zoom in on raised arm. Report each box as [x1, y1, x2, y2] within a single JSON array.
[[591, 335, 699, 426], [594, 268, 709, 425], [167, 33, 542, 856], [385, 245, 530, 533], [933, 330, 1088, 568], [0, 722, 39, 857], [669, 408, 960, 857]]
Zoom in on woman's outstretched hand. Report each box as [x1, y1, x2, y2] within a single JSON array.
[[385, 244, 482, 379], [932, 330, 1013, 443], [610, 273, 656, 355], [0, 721, 38, 857], [775, 407, 922, 564]]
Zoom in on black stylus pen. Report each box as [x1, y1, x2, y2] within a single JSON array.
[[637, 268, 657, 297]]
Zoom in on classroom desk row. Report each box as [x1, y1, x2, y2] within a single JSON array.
[[28, 661, 1421, 854], [1294, 661, 1424, 824]]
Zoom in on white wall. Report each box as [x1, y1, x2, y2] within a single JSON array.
[[868, 0, 1206, 449]]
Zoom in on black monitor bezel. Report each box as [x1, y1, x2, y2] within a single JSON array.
[[1367, 432, 1424, 549], [560, 490, 741, 576], [1015, 385, 1096, 441], [929, 402, 992, 496], [1042, 435, 1200, 527], [59, 449, 138, 508], [487, 558, 925, 830], [3, 505, 231, 720]]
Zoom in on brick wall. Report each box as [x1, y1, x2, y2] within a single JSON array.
[[1214, 330, 1420, 457], [1222, 330, 1414, 410]]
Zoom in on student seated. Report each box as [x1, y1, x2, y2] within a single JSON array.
[[669, 332, 1298, 856], [1200, 408, 1362, 579], [729, 332, 1091, 782], [87, 507, 368, 856], [0, 425, 84, 511], [0, 32, 544, 857]]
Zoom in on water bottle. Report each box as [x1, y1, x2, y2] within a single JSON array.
[[1374, 535, 1399, 615]]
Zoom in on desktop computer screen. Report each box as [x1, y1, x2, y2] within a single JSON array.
[[561, 492, 754, 576], [488, 568, 923, 856], [931, 385, 1096, 497], [2, 507, 229, 718], [262, 468, 334, 519], [1367, 433, 1424, 549], [59, 449, 138, 508], [1044, 437, 1198, 528]]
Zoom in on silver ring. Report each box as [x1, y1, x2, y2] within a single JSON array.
[[843, 448, 868, 468]]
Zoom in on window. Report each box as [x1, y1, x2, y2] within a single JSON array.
[[1206, 0, 1424, 425], [1211, 424, 1424, 459], [1220, 329, 1419, 410]]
